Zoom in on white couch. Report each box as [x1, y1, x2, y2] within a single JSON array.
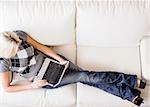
[[0, 0, 150, 107]]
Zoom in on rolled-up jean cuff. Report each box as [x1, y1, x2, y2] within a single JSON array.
[[131, 90, 141, 102]]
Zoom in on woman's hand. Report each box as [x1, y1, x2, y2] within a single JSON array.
[[30, 80, 48, 89]]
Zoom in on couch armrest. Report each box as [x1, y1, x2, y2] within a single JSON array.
[[140, 36, 150, 81]]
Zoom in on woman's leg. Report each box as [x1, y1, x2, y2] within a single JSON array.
[[57, 54, 138, 88], [43, 69, 140, 100], [55, 69, 138, 89]]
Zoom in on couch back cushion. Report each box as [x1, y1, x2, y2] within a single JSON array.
[[0, 1, 75, 45], [76, 1, 149, 47], [76, 1, 149, 76]]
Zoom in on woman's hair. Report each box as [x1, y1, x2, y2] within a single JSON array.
[[0, 31, 21, 58]]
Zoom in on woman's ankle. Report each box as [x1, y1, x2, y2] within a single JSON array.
[[136, 79, 141, 87]]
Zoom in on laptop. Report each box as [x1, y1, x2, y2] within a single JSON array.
[[34, 58, 69, 87]]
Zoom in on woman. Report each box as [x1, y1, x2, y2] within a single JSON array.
[[0, 30, 146, 106]]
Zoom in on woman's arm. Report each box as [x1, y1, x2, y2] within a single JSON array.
[[26, 36, 67, 64], [1, 72, 48, 92], [1, 72, 32, 92]]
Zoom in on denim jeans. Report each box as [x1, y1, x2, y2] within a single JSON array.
[[43, 68, 141, 103]]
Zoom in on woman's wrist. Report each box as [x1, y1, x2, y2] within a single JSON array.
[[58, 58, 67, 64], [29, 83, 39, 89], [27, 83, 37, 89], [58, 57, 65, 62], [28, 83, 34, 89]]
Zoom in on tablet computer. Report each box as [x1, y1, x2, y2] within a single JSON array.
[[34, 58, 69, 87]]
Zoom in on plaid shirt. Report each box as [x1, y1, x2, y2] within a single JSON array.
[[10, 41, 36, 74], [9, 31, 37, 75], [8, 31, 36, 75], [0, 30, 44, 79]]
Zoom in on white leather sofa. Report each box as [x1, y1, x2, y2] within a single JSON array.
[[0, 0, 150, 107]]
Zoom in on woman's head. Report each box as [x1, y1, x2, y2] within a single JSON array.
[[0, 31, 21, 58]]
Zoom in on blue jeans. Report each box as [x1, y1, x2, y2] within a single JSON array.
[[43, 68, 140, 102]]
